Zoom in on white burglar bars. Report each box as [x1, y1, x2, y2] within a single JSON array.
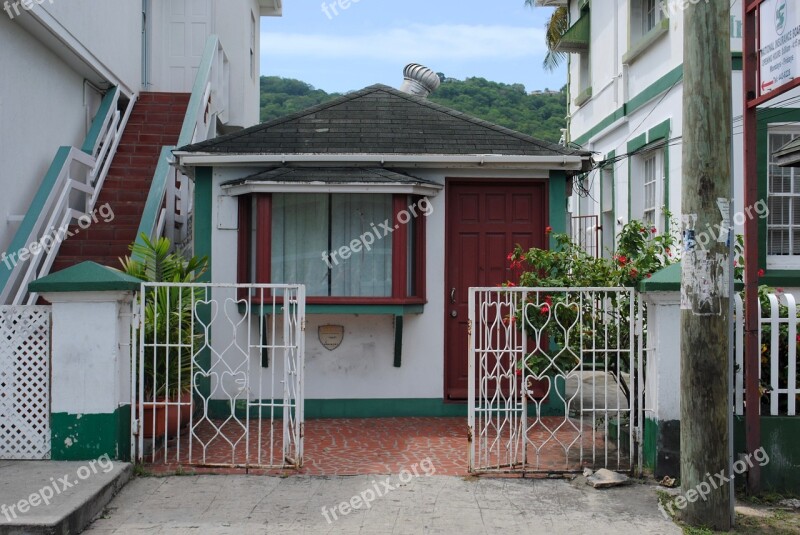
[[734, 292, 798, 416], [132, 283, 305, 469], [468, 287, 641, 474]]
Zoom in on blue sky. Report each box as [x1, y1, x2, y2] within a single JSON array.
[[259, 1, 566, 94]]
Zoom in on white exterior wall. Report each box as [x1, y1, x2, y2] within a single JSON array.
[[0, 16, 89, 254], [207, 167, 550, 400], [40, 0, 143, 91], [566, 0, 746, 254], [148, 0, 263, 127]]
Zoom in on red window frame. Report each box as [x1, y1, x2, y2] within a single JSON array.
[[237, 193, 427, 305]]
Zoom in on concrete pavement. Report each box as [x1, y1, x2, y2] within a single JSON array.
[[84, 474, 681, 534], [0, 460, 132, 535]]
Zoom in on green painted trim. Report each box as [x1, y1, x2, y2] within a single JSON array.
[[133, 146, 175, 255], [548, 171, 568, 250], [0, 147, 71, 295], [734, 416, 800, 494], [760, 271, 800, 287], [194, 168, 213, 399], [51, 406, 130, 461], [207, 388, 568, 419], [600, 150, 616, 257], [194, 167, 213, 284], [647, 119, 671, 230], [627, 133, 648, 154], [29, 261, 141, 293], [558, 11, 590, 54], [622, 17, 670, 65], [756, 108, 800, 271], [393, 315, 403, 368], [732, 52, 743, 71], [648, 119, 671, 142], [574, 86, 593, 107], [626, 64, 683, 116], [638, 262, 680, 292], [643, 417, 657, 469], [178, 36, 219, 148], [573, 66, 684, 146], [81, 87, 118, 155]]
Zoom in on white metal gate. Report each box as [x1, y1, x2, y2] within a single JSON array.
[[132, 283, 305, 469], [0, 306, 51, 460], [468, 287, 645, 474]]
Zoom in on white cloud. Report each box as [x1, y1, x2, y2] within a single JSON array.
[[262, 24, 546, 62]]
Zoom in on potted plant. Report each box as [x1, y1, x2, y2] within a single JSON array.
[[121, 234, 208, 439]]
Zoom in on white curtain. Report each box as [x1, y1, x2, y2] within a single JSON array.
[[271, 194, 330, 296], [271, 193, 393, 297], [330, 194, 393, 297]]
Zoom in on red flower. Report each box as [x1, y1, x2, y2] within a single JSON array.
[[646, 274, 652, 279], [758, 269, 765, 278], [630, 268, 639, 277], [507, 252, 514, 262], [796, 334, 800, 344], [617, 255, 628, 265], [651, 227, 657, 234], [506, 281, 516, 287], [515, 368, 522, 376], [544, 295, 553, 306], [733, 260, 738, 267], [545, 226, 553, 234], [777, 288, 785, 293], [540, 303, 550, 315]]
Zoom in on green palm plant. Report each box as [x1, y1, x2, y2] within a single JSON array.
[[525, 2, 569, 71], [121, 234, 208, 399]]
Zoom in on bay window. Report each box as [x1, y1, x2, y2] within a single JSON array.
[[238, 193, 426, 303]]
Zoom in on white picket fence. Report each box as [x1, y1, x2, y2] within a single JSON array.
[[734, 292, 799, 416]]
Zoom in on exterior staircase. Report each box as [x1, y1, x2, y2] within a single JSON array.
[[52, 92, 190, 272]]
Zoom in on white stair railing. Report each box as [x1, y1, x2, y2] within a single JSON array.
[[0, 88, 135, 305], [136, 36, 229, 255]]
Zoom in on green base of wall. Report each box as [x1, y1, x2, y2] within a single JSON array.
[[734, 416, 800, 494], [51, 405, 131, 462], [642, 418, 680, 479], [205, 385, 568, 420]]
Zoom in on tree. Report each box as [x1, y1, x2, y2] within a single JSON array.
[[524, 2, 568, 71]]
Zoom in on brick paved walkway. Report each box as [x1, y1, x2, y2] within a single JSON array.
[[143, 417, 627, 477]]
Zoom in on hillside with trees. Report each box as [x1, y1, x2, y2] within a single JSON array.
[[260, 76, 567, 143]]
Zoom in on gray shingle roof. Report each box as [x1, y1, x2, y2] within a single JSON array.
[[222, 167, 439, 187], [179, 84, 588, 158]]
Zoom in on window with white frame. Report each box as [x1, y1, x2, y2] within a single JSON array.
[[767, 129, 800, 264], [642, 152, 658, 226], [631, 0, 663, 43], [632, 147, 664, 230]]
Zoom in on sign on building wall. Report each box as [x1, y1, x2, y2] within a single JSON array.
[[731, 0, 743, 53], [760, 0, 800, 95]]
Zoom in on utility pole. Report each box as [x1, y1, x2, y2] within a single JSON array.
[[680, 0, 734, 529]]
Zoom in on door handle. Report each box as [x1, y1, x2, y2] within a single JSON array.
[[450, 288, 456, 303]]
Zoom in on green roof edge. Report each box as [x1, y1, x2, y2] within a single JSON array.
[[638, 261, 743, 292]]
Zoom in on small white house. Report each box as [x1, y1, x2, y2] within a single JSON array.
[[173, 66, 593, 418]]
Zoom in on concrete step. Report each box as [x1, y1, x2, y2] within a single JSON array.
[[0, 460, 132, 535]]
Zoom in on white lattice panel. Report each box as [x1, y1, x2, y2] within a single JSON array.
[[0, 306, 50, 459]]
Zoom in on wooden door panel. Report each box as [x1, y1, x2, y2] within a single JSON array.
[[445, 182, 547, 400]]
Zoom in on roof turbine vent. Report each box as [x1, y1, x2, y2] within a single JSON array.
[[399, 63, 441, 98]]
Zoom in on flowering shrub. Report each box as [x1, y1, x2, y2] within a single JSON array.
[[503, 220, 678, 399]]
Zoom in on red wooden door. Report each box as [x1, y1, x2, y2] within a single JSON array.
[[444, 181, 548, 400]]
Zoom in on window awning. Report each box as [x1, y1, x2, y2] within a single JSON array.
[[556, 12, 590, 54], [221, 167, 443, 196], [774, 137, 800, 168]]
